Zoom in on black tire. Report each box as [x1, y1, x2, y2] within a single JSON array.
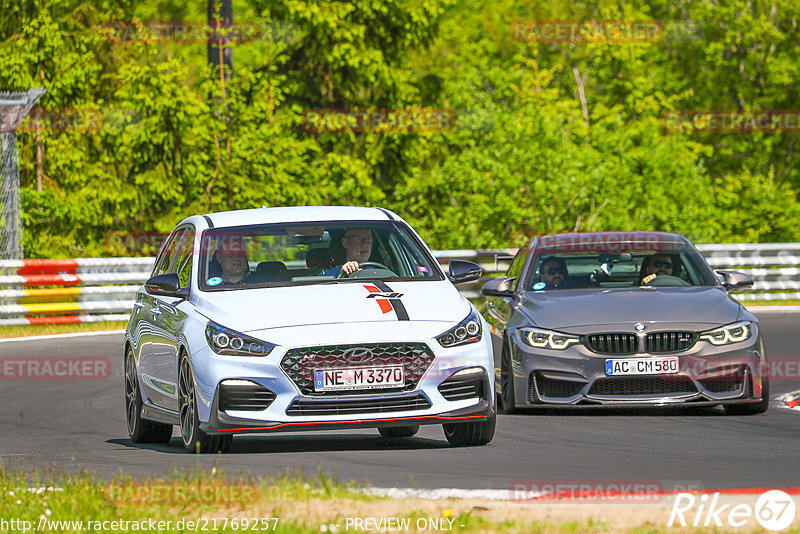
[[178, 355, 232, 453], [726, 376, 770, 415], [378, 425, 419, 438], [443, 410, 496, 447], [125, 347, 173, 444], [500, 343, 517, 414]]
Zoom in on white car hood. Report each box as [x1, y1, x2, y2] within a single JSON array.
[[195, 280, 470, 332]]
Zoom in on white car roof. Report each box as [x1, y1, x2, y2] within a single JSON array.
[[199, 206, 397, 229]]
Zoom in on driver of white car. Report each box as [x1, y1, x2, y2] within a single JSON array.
[[324, 228, 375, 277]]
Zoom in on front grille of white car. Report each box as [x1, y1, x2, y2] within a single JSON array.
[[285, 394, 432, 416], [280, 342, 436, 396]]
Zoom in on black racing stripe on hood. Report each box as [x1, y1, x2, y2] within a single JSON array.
[[372, 281, 409, 321], [389, 299, 409, 321], [373, 280, 392, 292]]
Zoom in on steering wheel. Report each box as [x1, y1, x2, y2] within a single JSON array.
[[357, 261, 390, 270], [643, 274, 691, 287], [340, 261, 393, 278]]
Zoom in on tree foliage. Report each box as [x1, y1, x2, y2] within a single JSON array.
[[0, 0, 798, 257]]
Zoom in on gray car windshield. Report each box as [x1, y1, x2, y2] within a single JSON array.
[[199, 221, 442, 290], [526, 245, 717, 291]]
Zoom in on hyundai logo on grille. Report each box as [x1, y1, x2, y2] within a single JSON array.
[[343, 347, 374, 363], [634, 323, 647, 332]]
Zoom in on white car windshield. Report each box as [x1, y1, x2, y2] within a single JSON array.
[[199, 221, 442, 290]]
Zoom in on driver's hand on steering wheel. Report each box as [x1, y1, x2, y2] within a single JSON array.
[[641, 273, 657, 285], [341, 261, 361, 276]]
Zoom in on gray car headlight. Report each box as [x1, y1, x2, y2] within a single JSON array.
[[437, 310, 482, 348], [205, 321, 276, 356], [520, 327, 580, 350], [699, 321, 752, 346]]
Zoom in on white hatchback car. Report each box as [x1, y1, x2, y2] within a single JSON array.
[[124, 206, 495, 452]]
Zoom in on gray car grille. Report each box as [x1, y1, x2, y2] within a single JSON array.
[[589, 376, 697, 396], [286, 394, 431, 416], [646, 332, 698, 353], [281, 343, 435, 396], [584, 334, 638, 355]]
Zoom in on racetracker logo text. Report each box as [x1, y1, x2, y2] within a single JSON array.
[[0, 357, 112, 380], [302, 108, 454, 133], [661, 110, 800, 133], [509, 480, 666, 503], [510, 20, 663, 43]]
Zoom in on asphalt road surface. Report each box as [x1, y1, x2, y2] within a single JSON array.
[[1, 310, 798, 491]]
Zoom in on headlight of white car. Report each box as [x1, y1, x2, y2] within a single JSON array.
[[205, 321, 276, 356], [520, 327, 580, 350], [699, 321, 752, 346], [436, 310, 482, 348]]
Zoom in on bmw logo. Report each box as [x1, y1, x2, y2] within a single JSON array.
[[634, 323, 647, 332]]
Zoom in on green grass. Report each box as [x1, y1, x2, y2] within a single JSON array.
[[4, 466, 797, 533], [0, 321, 128, 339], [743, 299, 800, 307], [0, 465, 369, 533]]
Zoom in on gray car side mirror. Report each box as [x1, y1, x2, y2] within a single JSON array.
[[716, 270, 754, 291]]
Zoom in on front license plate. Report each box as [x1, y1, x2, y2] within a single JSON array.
[[605, 357, 679, 376], [314, 366, 405, 392]]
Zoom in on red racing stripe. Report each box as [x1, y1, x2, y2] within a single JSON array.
[[220, 414, 486, 432]]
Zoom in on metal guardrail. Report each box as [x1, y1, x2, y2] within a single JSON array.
[[1, 244, 799, 325]]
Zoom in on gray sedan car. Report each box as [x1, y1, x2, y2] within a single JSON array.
[[481, 231, 769, 413]]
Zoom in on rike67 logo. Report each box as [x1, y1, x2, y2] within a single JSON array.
[[668, 490, 797, 531]]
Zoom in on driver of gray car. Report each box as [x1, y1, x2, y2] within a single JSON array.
[[639, 254, 674, 285]]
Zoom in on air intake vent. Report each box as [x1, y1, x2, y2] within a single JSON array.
[[218, 382, 276, 411], [286, 394, 431, 416], [438, 375, 485, 401], [535, 373, 585, 398], [589, 376, 697, 396], [699, 366, 746, 393]]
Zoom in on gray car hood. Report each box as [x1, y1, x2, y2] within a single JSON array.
[[520, 286, 742, 331]]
